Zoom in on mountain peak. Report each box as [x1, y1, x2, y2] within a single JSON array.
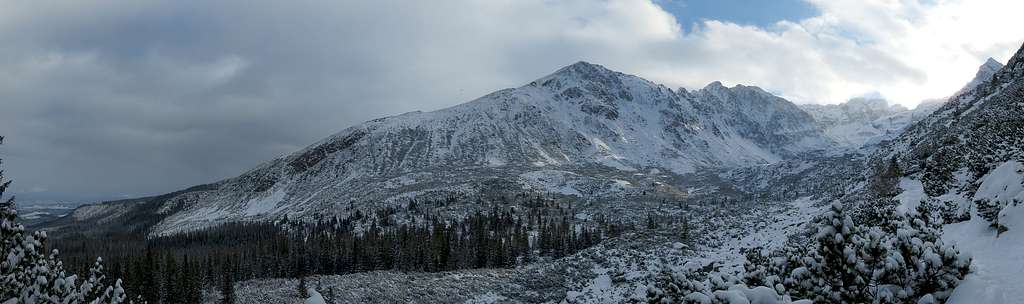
[[568, 60, 600, 69], [984, 57, 1002, 67], [845, 97, 890, 110], [980, 57, 1004, 75], [533, 61, 628, 91], [955, 56, 1008, 95], [550, 61, 615, 78], [703, 81, 727, 91], [979, 42, 1024, 89]]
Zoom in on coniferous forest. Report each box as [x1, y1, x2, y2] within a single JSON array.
[[51, 201, 615, 303]]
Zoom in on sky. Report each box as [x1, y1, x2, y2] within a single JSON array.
[[1, 0, 1023, 203]]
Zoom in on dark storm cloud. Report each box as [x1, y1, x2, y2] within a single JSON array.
[[0, 0, 610, 201], [2, 0, 1011, 202]]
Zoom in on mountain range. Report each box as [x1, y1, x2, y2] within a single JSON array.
[[29, 39, 1024, 303], [39, 53, 1006, 239]]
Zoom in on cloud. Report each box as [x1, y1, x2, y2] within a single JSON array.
[[0, 0, 1021, 201]]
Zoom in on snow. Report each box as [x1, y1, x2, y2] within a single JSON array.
[[19, 211, 50, 220], [701, 197, 823, 273], [610, 179, 632, 187], [519, 170, 584, 196], [70, 203, 122, 221], [895, 178, 926, 215], [943, 210, 1024, 303], [973, 161, 1024, 203], [942, 161, 1024, 304], [304, 288, 326, 304], [565, 267, 616, 303], [244, 188, 287, 216]]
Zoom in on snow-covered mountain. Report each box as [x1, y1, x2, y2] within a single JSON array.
[[873, 52, 1021, 187], [954, 57, 1004, 96], [799, 58, 1004, 149], [47, 61, 832, 236], [865, 43, 1024, 303], [800, 97, 931, 148]]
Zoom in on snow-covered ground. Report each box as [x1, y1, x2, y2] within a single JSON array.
[[942, 161, 1024, 303], [944, 215, 1024, 303], [698, 197, 823, 274], [305, 288, 327, 304]]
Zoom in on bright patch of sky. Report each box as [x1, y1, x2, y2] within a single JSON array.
[[658, 0, 819, 30]]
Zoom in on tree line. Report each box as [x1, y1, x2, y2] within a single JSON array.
[[54, 202, 614, 303]]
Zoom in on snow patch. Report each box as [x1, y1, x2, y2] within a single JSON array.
[[973, 161, 1024, 204], [943, 161, 1024, 303], [244, 188, 287, 216], [895, 178, 926, 214], [944, 210, 1024, 303], [305, 288, 326, 304]]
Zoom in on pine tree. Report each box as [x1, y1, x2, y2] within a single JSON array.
[[164, 253, 180, 302], [298, 274, 309, 299], [975, 198, 1008, 234], [0, 136, 132, 303], [884, 202, 971, 302], [139, 247, 159, 303], [220, 259, 236, 304]]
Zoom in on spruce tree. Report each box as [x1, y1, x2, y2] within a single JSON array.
[[220, 259, 236, 304], [0, 136, 130, 303], [298, 274, 309, 299]]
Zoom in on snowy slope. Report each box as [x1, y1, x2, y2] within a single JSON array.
[[871, 47, 1023, 198], [954, 57, 1004, 97], [886, 161, 1024, 304], [865, 43, 1024, 303], [48, 61, 832, 236], [941, 161, 1024, 303], [800, 98, 940, 149]]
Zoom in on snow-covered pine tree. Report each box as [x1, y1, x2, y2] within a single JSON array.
[[663, 200, 971, 304], [647, 260, 809, 304], [975, 198, 1008, 234], [0, 136, 131, 304], [741, 247, 773, 289], [803, 202, 872, 303], [77, 258, 128, 304], [884, 202, 971, 303], [855, 198, 901, 233]]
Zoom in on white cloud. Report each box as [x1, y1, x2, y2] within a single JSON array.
[[586, 0, 1024, 106], [0, 0, 1022, 200]]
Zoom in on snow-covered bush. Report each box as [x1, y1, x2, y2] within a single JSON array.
[[646, 264, 810, 304], [655, 201, 970, 304], [1, 202, 129, 304], [975, 198, 1008, 233], [881, 203, 971, 302]]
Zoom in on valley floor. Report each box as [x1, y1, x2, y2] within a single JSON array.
[[215, 190, 1024, 304], [212, 195, 825, 303]]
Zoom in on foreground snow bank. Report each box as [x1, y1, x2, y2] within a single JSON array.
[[305, 288, 326, 304], [712, 285, 812, 304], [944, 217, 1024, 303], [944, 161, 1024, 303]]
